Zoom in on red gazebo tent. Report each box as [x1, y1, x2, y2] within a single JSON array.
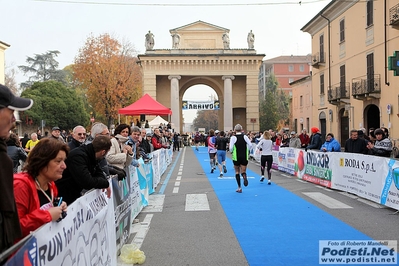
[[118, 93, 172, 115]]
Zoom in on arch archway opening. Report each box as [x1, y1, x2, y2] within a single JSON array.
[[182, 84, 220, 133]]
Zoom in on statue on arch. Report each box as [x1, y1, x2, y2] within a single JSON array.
[[222, 32, 230, 49], [247, 30, 255, 49], [145, 30, 155, 50], [172, 32, 181, 49]]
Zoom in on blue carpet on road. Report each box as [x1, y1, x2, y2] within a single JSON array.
[[193, 147, 382, 266]]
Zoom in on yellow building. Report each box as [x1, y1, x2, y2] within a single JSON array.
[[0, 40, 10, 84], [301, 0, 399, 146]]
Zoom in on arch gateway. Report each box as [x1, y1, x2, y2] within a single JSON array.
[[138, 21, 265, 133]]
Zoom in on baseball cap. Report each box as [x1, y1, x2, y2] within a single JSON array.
[[52, 126, 60, 131], [146, 132, 152, 137], [291, 131, 296, 135], [0, 84, 33, 111], [215, 130, 220, 134]]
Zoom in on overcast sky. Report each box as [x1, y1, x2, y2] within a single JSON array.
[[2, 0, 331, 122]]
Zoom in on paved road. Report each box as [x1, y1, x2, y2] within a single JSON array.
[[118, 146, 399, 266]]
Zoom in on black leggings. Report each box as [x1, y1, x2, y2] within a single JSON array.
[[260, 155, 273, 176]]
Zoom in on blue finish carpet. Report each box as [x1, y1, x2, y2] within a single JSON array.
[[193, 147, 383, 266]]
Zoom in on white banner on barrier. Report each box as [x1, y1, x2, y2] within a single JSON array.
[[34, 187, 117, 266]]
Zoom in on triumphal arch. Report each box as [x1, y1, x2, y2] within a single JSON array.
[[138, 21, 265, 133]]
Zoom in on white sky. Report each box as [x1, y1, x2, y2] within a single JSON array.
[[2, 0, 332, 122]]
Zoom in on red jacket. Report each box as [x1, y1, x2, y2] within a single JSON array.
[[14, 172, 57, 238]]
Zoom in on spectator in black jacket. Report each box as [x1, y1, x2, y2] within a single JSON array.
[[68, 125, 87, 150], [6, 133, 27, 173], [57, 135, 112, 204], [367, 128, 392, 158], [306, 127, 322, 151], [344, 129, 368, 154]]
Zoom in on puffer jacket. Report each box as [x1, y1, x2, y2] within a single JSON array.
[[369, 137, 392, 157]]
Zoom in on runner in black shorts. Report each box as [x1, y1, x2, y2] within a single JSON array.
[[229, 124, 252, 193]]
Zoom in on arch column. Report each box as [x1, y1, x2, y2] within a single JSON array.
[[168, 75, 181, 132], [222, 75, 235, 131]]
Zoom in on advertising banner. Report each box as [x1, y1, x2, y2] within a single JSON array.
[[297, 150, 333, 188], [34, 188, 117, 266]]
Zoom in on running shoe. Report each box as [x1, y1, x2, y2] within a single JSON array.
[[260, 176, 264, 182], [243, 177, 248, 187], [268, 179, 271, 185], [219, 173, 223, 178], [236, 188, 242, 193], [223, 165, 227, 173]]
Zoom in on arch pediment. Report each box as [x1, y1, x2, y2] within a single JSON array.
[[169, 20, 229, 49]]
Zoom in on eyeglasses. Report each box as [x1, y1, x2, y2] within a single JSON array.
[[77, 133, 86, 136]]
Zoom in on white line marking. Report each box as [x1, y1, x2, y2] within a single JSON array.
[[296, 179, 307, 183], [303, 192, 353, 209], [142, 194, 165, 212], [357, 198, 387, 208], [281, 174, 291, 178], [173, 187, 179, 193], [175, 181, 180, 186], [132, 214, 153, 248], [215, 176, 256, 180], [185, 194, 210, 211], [176, 176, 182, 181], [178, 171, 182, 175], [338, 191, 358, 199]]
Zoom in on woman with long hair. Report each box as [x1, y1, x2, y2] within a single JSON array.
[[105, 123, 133, 170]]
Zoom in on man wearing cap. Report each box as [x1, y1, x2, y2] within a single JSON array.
[[288, 131, 301, 148], [306, 127, 322, 151], [50, 126, 65, 143], [0, 84, 33, 254], [366, 128, 393, 157]]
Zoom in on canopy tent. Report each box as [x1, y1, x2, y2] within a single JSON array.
[[118, 93, 172, 115], [149, 115, 169, 127]]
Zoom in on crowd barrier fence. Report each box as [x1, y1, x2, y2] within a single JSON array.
[[4, 146, 399, 265]]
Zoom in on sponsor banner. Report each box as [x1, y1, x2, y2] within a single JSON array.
[[277, 147, 296, 175], [296, 150, 333, 187], [5, 236, 37, 266], [34, 187, 117, 266], [272, 145, 279, 170], [319, 240, 397, 264], [332, 153, 385, 202], [182, 100, 220, 110]]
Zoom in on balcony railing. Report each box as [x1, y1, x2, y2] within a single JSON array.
[[390, 3, 399, 25], [351, 74, 381, 99], [311, 52, 326, 67], [328, 82, 350, 104]]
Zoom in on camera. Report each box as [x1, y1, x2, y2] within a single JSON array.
[[53, 197, 67, 222]]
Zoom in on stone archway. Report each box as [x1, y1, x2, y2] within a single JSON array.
[[138, 21, 265, 133]]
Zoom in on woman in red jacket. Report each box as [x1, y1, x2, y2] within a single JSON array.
[[14, 138, 69, 238]]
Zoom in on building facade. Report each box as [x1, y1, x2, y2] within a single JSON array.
[[302, 0, 399, 146], [259, 55, 312, 99]]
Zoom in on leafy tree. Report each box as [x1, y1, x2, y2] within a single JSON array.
[[260, 89, 279, 131], [192, 110, 219, 132], [259, 73, 290, 131], [18, 50, 66, 88], [73, 33, 142, 127], [20, 81, 89, 130]]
